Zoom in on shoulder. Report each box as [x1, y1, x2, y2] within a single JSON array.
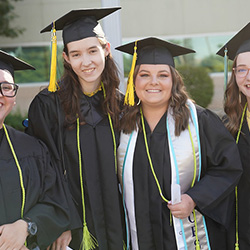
[[31, 88, 58, 106], [195, 104, 222, 123], [28, 88, 61, 120], [6, 126, 48, 155]]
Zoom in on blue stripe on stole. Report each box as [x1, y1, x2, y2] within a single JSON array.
[[166, 117, 188, 250], [122, 131, 134, 250], [188, 103, 211, 250]]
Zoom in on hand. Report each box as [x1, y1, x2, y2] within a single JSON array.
[[0, 219, 28, 250], [47, 230, 72, 250], [168, 194, 196, 219]]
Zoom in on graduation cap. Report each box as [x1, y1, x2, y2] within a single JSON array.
[[40, 7, 121, 92], [115, 37, 195, 105], [40, 7, 121, 46], [216, 22, 250, 60], [0, 50, 35, 77], [216, 22, 250, 90]]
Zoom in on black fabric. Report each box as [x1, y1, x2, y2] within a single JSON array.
[[216, 22, 250, 60], [226, 120, 250, 250], [40, 7, 121, 46], [26, 88, 125, 250], [0, 126, 69, 249], [0, 50, 35, 77], [131, 105, 242, 250], [115, 37, 195, 68]]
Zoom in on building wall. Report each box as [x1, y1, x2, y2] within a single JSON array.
[[1, 0, 250, 48], [2, 0, 247, 115]]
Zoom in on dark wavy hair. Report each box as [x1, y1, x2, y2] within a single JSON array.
[[224, 56, 247, 136], [120, 65, 191, 136], [58, 37, 121, 129]]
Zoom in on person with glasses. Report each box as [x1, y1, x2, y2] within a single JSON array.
[[217, 22, 250, 250], [116, 37, 242, 250], [0, 50, 70, 249]]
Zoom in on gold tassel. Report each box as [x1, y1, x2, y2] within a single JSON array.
[[48, 22, 57, 92], [80, 224, 98, 250], [124, 41, 137, 106]]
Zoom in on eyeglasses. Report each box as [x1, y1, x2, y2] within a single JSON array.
[[0, 82, 19, 97], [233, 66, 250, 78]]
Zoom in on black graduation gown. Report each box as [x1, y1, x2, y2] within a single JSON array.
[[26, 88, 124, 250], [0, 126, 69, 249], [132, 105, 242, 250], [226, 120, 250, 250]]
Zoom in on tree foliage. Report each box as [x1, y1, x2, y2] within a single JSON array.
[[0, 0, 24, 38], [177, 65, 214, 108]]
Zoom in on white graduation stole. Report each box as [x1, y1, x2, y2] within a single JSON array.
[[118, 100, 211, 250]]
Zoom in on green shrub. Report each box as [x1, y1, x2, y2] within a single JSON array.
[[5, 110, 27, 131], [177, 65, 214, 108]]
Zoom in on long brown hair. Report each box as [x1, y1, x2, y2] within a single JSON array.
[[58, 37, 121, 129], [121, 65, 191, 136], [224, 56, 247, 136]]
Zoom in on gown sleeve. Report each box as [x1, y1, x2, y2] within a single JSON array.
[[185, 106, 242, 228], [24, 140, 70, 249], [26, 89, 82, 231]]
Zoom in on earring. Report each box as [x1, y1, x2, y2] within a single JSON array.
[[137, 99, 141, 106], [239, 92, 241, 103]]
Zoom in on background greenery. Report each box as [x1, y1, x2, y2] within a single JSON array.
[[5, 110, 27, 131]]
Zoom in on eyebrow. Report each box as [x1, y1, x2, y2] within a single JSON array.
[[69, 45, 98, 54], [237, 64, 248, 66], [138, 69, 170, 73]]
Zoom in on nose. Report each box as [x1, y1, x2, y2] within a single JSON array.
[[81, 54, 92, 67], [151, 75, 159, 85]]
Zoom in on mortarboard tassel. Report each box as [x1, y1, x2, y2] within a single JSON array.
[[124, 41, 137, 106], [48, 22, 57, 92], [80, 223, 98, 250], [223, 47, 228, 93]]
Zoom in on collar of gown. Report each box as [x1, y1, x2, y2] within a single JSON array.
[[79, 91, 105, 127]]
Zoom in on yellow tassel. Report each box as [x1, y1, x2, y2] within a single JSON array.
[[124, 41, 137, 106], [48, 23, 57, 92], [235, 243, 239, 250], [80, 224, 98, 250]]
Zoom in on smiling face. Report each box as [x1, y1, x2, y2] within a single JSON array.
[[63, 37, 110, 92], [135, 64, 173, 111], [236, 51, 250, 103], [0, 69, 16, 128]]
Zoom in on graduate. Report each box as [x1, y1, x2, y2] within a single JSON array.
[[0, 50, 70, 249], [26, 7, 125, 250], [217, 22, 250, 250], [116, 37, 242, 250]]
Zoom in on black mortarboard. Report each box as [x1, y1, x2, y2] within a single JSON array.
[[116, 37, 195, 67], [115, 37, 195, 106], [0, 50, 35, 77], [40, 7, 121, 46], [216, 22, 250, 60]]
